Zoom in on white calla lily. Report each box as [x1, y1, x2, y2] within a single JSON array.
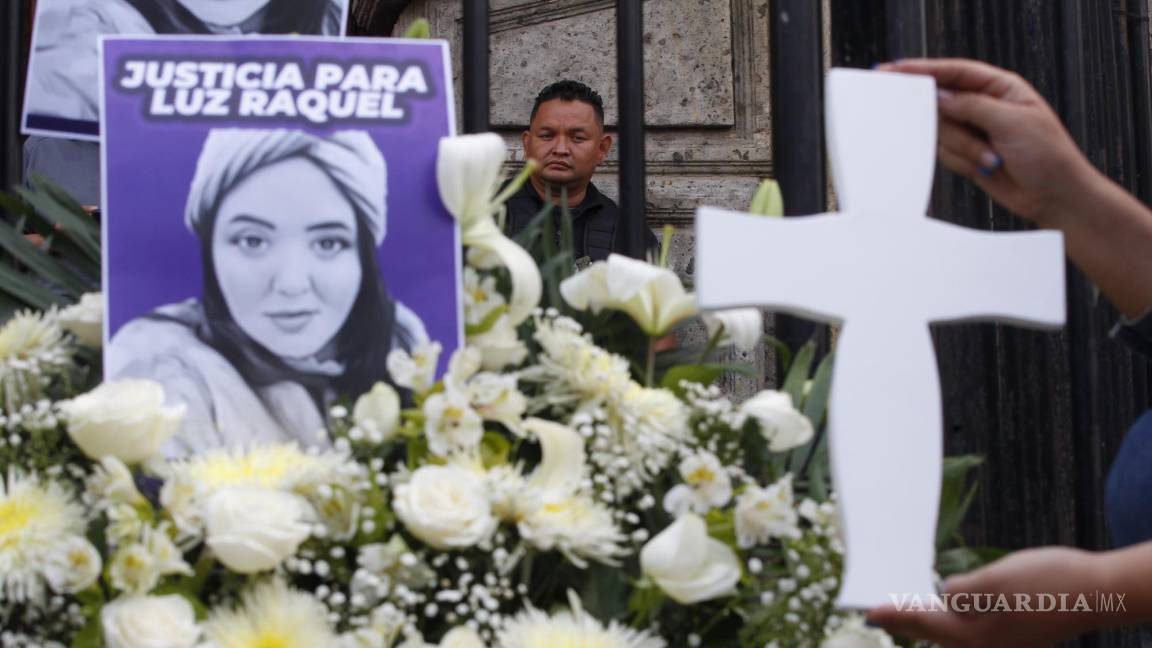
[[640, 513, 741, 604], [560, 254, 698, 336], [437, 134, 541, 326], [702, 308, 764, 352], [523, 417, 585, 495]]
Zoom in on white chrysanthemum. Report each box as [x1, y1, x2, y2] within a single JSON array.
[[486, 464, 537, 523], [530, 315, 633, 404], [498, 592, 666, 648], [0, 310, 72, 413], [165, 444, 353, 498], [463, 267, 507, 327], [0, 470, 87, 603], [386, 341, 443, 393], [734, 474, 800, 548], [161, 444, 356, 541], [609, 385, 689, 495], [202, 579, 337, 648], [423, 389, 484, 457], [519, 494, 628, 568], [663, 451, 732, 515]]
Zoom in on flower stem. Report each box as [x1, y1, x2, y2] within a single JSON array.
[[492, 159, 540, 207], [646, 337, 657, 387]]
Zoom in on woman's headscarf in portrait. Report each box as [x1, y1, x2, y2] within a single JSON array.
[[119, 0, 342, 36], [181, 128, 406, 401]]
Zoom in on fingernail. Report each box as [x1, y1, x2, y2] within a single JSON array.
[[980, 151, 1003, 170], [937, 89, 953, 101]]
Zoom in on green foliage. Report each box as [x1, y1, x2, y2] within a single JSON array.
[[748, 178, 785, 217], [402, 18, 431, 39], [0, 175, 101, 319]]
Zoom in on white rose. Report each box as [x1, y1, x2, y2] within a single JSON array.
[[701, 308, 763, 352], [205, 487, 313, 573], [739, 390, 814, 452], [423, 390, 484, 457], [559, 254, 698, 336], [61, 379, 185, 463], [734, 474, 800, 548], [439, 627, 485, 648], [393, 464, 496, 550], [58, 292, 104, 347], [101, 594, 200, 648], [640, 513, 741, 604], [353, 382, 402, 443], [43, 536, 102, 594], [821, 615, 896, 648]]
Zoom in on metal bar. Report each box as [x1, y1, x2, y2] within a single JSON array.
[[616, 0, 646, 260], [771, 0, 827, 351], [1125, 0, 1152, 205], [885, 0, 926, 60], [1, 0, 29, 194], [461, 0, 489, 133]]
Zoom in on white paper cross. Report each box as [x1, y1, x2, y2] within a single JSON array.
[[695, 68, 1066, 608]]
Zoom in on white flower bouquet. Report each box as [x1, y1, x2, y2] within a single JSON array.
[[0, 141, 992, 648]]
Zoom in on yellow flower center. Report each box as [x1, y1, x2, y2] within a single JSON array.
[[249, 631, 293, 648], [685, 466, 715, 486], [471, 287, 489, 304], [0, 498, 35, 544]]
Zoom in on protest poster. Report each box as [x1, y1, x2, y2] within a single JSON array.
[[100, 36, 461, 456], [23, 0, 349, 140]]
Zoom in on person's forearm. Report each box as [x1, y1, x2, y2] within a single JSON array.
[[1045, 166, 1152, 319]]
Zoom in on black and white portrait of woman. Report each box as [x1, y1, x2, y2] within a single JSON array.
[[107, 129, 428, 456], [23, 0, 347, 137]]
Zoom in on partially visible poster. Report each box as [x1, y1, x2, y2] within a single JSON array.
[[23, 0, 349, 140], [100, 37, 461, 457]]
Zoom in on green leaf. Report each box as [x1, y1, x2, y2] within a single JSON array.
[[801, 351, 834, 427], [0, 219, 91, 297], [705, 507, 738, 547], [748, 179, 784, 217], [70, 617, 103, 648], [479, 431, 511, 469], [15, 179, 101, 263], [762, 334, 792, 376], [464, 304, 509, 336], [936, 546, 1009, 578], [936, 455, 984, 547], [781, 340, 815, 403], [0, 262, 69, 310], [402, 18, 431, 38], [659, 363, 755, 396]]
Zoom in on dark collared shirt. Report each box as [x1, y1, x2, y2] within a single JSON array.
[[503, 181, 656, 263]]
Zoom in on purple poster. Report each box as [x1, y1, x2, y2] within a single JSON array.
[[100, 36, 461, 456], [24, 0, 349, 141]]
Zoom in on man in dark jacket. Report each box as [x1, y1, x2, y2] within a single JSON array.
[[505, 80, 656, 264]]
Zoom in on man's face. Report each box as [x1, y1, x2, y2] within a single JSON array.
[[522, 99, 611, 189]]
